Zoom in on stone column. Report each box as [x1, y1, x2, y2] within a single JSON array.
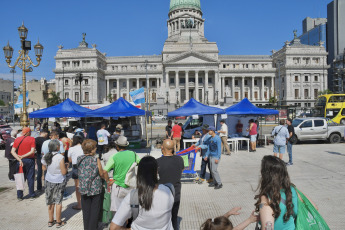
[[186, 71, 189, 101], [242, 76, 245, 99], [137, 78, 140, 90], [205, 71, 209, 103], [127, 78, 130, 100], [251, 76, 255, 100], [221, 76, 225, 99], [106, 79, 110, 96], [175, 71, 179, 103], [117, 78, 120, 99], [262, 77, 265, 100], [320, 74, 324, 91], [166, 71, 169, 89], [271, 76, 275, 99], [195, 71, 199, 101], [232, 77, 235, 99], [310, 74, 313, 100]]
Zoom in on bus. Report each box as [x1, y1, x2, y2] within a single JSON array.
[[314, 94, 345, 124]]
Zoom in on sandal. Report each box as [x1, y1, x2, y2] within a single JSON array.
[[56, 221, 66, 228], [48, 220, 56, 227], [72, 205, 81, 210]]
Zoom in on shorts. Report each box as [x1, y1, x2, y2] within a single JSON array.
[[72, 165, 78, 179], [110, 184, 132, 212], [250, 134, 257, 142], [273, 144, 286, 154], [45, 180, 67, 205]]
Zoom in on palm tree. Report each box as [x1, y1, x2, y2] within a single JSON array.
[[47, 92, 62, 107]]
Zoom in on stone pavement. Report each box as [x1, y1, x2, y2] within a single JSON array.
[[0, 141, 345, 229]]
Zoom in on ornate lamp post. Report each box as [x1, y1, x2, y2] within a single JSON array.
[[166, 89, 169, 113], [10, 68, 16, 124], [3, 22, 43, 127], [76, 72, 84, 105]]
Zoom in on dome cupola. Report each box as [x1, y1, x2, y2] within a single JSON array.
[[169, 0, 201, 12]]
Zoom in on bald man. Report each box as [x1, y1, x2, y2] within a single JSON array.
[[157, 139, 185, 230]]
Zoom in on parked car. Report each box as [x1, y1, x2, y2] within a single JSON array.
[[153, 114, 166, 121], [292, 117, 345, 144], [0, 125, 12, 141]]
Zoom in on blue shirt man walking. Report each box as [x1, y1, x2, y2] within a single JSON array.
[[204, 126, 222, 189]]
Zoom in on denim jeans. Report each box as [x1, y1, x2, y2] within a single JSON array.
[[36, 155, 43, 190], [16, 158, 36, 198], [200, 157, 212, 180], [287, 141, 293, 164]]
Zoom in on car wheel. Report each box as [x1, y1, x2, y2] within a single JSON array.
[[329, 133, 341, 144], [341, 119, 345, 125]]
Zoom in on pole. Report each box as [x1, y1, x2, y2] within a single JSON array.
[[145, 60, 149, 147], [10, 68, 16, 126], [62, 66, 64, 100], [22, 52, 28, 127], [278, 63, 281, 107]]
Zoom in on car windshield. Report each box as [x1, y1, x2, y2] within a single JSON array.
[[292, 119, 303, 127]]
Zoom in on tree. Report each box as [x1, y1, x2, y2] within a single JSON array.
[[268, 96, 277, 105], [0, 100, 5, 106], [108, 93, 113, 103], [47, 91, 61, 107], [318, 89, 333, 96]]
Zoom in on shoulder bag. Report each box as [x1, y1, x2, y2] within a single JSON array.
[[125, 152, 138, 188]]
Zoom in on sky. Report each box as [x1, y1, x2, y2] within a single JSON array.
[[0, 0, 332, 86]]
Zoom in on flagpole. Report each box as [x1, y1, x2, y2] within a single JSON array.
[[145, 60, 149, 149]]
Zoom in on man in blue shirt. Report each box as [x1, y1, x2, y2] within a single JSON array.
[[204, 126, 222, 189], [271, 120, 289, 160], [193, 124, 212, 184]]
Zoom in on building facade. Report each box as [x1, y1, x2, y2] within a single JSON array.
[[54, 0, 328, 113], [300, 17, 327, 48]]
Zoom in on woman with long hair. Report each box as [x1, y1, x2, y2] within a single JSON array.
[[254, 155, 318, 229], [78, 139, 108, 230], [42, 139, 67, 228], [110, 156, 174, 230], [68, 135, 84, 210]]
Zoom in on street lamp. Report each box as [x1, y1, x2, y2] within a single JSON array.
[[10, 68, 16, 124], [3, 22, 44, 127], [76, 72, 83, 105], [276, 60, 284, 107], [166, 89, 169, 114]]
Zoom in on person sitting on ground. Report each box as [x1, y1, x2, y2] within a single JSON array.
[[157, 139, 185, 230], [192, 130, 202, 140], [78, 139, 109, 230], [103, 136, 140, 214], [42, 139, 67, 228], [200, 207, 258, 230], [68, 135, 84, 210], [254, 155, 318, 229], [110, 156, 174, 230]]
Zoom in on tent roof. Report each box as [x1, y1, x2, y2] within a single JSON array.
[[225, 98, 279, 116], [85, 97, 145, 118], [29, 98, 91, 118], [168, 98, 224, 117]]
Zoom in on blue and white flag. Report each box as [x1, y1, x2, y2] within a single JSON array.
[[15, 92, 29, 109], [130, 87, 145, 105]]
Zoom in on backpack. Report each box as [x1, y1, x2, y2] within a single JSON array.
[[130, 183, 175, 222]]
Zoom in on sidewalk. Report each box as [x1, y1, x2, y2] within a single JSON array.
[[0, 142, 345, 229]]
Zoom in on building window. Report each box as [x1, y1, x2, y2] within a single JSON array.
[[75, 92, 79, 102], [235, 92, 239, 100], [82, 60, 90, 66], [84, 92, 89, 102], [235, 80, 238, 86], [64, 92, 69, 99], [142, 81, 146, 87], [244, 80, 248, 86], [152, 80, 156, 87], [84, 79, 89, 85], [72, 61, 80, 67], [233, 64, 236, 68], [208, 78, 213, 84], [132, 81, 136, 87], [152, 92, 157, 102], [264, 92, 267, 99], [304, 89, 309, 98], [64, 80, 69, 85], [304, 76, 309, 82], [295, 89, 299, 99], [223, 64, 226, 68], [113, 81, 117, 88], [295, 76, 299, 81], [198, 77, 203, 84], [225, 80, 229, 86], [244, 92, 248, 98], [254, 92, 258, 100], [314, 89, 318, 99], [254, 80, 258, 86], [170, 78, 175, 85], [123, 93, 127, 100], [180, 78, 185, 84], [264, 80, 267, 85], [75, 80, 79, 85], [122, 82, 126, 88], [314, 76, 318, 81], [62, 61, 70, 67]]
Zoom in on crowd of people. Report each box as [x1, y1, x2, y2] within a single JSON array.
[[3, 117, 319, 230]]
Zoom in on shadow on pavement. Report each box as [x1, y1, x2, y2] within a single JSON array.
[[326, 151, 345, 156], [62, 203, 81, 222]]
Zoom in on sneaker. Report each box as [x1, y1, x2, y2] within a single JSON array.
[[214, 184, 223, 190], [17, 197, 23, 201], [208, 183, 216, 187], [286, 162, 293, 166], [63, 194, 72, 200], [9, 179, 15, 182], [207, 178, 213, 183]]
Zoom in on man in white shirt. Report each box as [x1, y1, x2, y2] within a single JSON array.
[[217, 119, 231, 156], [97, 123, 111, 160]]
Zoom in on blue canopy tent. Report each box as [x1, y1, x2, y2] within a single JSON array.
[[29, 98, 91, 118], [85, 97, 146, 118], [225, 98, 278, 116], [168, 98, 224, 117]]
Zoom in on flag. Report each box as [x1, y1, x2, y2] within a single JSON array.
[[130, 87, 145, 105], [15, 92, 29, 109]]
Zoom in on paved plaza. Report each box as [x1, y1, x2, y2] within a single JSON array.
[[0, 141, 344, 229]]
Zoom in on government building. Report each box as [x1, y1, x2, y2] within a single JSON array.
[[54, 0, 328, 113]]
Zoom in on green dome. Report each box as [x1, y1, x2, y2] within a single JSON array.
[[169, 0, 201, 12]]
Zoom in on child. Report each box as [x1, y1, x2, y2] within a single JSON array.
[[200, 207, 257, 230]]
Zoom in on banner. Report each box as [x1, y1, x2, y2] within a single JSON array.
[[15, 92, 29, 109]]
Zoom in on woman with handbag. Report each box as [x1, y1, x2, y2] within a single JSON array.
[[41, 139, 67, 228], [68, 135, 84, 210], [254, 155, 321, 230], [78, 139, 109, 230], [110, 156, 175, 230]]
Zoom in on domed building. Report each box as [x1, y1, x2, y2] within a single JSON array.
[[54, 0, 328, 114]]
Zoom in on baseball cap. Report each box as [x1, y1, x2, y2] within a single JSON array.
[[208, 126, 216, 131], [202, 124, 210, 130]]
